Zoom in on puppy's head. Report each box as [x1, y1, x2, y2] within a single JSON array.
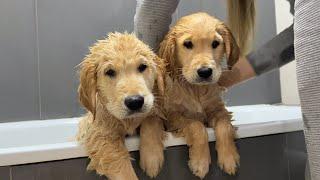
[[78, 32, 165, 120], [159, 12, 240, 85]]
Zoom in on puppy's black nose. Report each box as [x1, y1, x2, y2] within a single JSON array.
[[125, 95, 144, 111], [197, 67, 212, 79]]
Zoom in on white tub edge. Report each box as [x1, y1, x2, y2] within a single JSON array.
[[0, 105, 304, 166]]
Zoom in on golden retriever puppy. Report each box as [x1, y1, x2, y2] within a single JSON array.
[[159, 12, 240, 178], [77, 32, 166, 180]]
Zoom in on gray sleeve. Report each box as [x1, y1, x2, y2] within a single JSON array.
[[247, 0, 295, 76], [295, 0, 320, 179], [246, 24, 294, 75], [134, 0, 179, 51]]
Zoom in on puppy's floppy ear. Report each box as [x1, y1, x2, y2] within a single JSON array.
[[158, 29, 176, 76], [216, 23, 240, 70], [78, 58, 97, 119], [154, 56, 166, 96]]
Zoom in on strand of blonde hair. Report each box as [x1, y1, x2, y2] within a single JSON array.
[[227, 0, 256, 55]]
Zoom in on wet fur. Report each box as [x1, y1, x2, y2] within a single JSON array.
[[77, 32, 166, 179], [159, 13, 240, 178]]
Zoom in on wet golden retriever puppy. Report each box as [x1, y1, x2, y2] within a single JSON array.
[[77, 32, 166, 180], [159, 12, 240, 178]]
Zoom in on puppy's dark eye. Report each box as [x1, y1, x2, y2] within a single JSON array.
[[105, 69, 116, 77], [138, 64, 147, 73], [211, 40, 220, 49], [183, 40, 193, 49]]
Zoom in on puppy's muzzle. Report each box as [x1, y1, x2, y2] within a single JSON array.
[[124, 95, 144, 111], [197, 67, 213, 79]]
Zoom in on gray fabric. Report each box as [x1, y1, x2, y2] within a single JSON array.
[[288, 0, 295, 15], [295, 0, 320, 179], [247, 25, 294, 75], [134, 0, 179, 51], [247, 0, 295, 75]]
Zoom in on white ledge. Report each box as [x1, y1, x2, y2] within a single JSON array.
[[0, 104, 303, 166]]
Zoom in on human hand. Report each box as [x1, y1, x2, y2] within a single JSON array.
[[218, 56, 256, 88]]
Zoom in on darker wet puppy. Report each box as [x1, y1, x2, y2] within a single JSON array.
[[159, 12, 240, 178]]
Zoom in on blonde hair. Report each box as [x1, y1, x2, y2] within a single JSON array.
[[227, 0, 256, 55]]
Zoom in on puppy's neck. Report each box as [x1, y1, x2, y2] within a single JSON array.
[[94, 103, 122, 131], [167, 73, 225, 102], [94, 100, 145, 136], [172, 73, 218, 90]]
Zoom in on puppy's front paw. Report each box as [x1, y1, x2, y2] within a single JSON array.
[[188, 145, 211, 179], [140, 146, 164, 178], [218, 149, 240, 175]]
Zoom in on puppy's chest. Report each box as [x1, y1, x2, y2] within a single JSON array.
[[123, 119, 143, 136], [165, 81, 223, 120]]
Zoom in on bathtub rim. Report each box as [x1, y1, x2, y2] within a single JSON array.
[[0, 104, 304, 166]]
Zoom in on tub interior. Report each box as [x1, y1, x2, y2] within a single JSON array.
[[0, 118, 78, 148], [229, 105, 301, 125]]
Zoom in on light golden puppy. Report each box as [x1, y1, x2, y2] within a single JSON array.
[[77, 32, 166, 180], [159, 12, 240, 178]]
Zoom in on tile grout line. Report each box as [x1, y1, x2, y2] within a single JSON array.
[[34, 0, 42, 119], [286, 134, 291, 180], [9, 167, 12, 180]]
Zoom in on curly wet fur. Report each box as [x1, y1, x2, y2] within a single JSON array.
[[159, 13, 240, 178], [77, 32, 166, 179]]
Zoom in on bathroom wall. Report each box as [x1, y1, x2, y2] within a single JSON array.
[[275, 0, 300, 105], [0, 0, 279, 122]]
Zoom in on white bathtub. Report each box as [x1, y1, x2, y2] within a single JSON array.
[[0, 104, 303, 167]]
